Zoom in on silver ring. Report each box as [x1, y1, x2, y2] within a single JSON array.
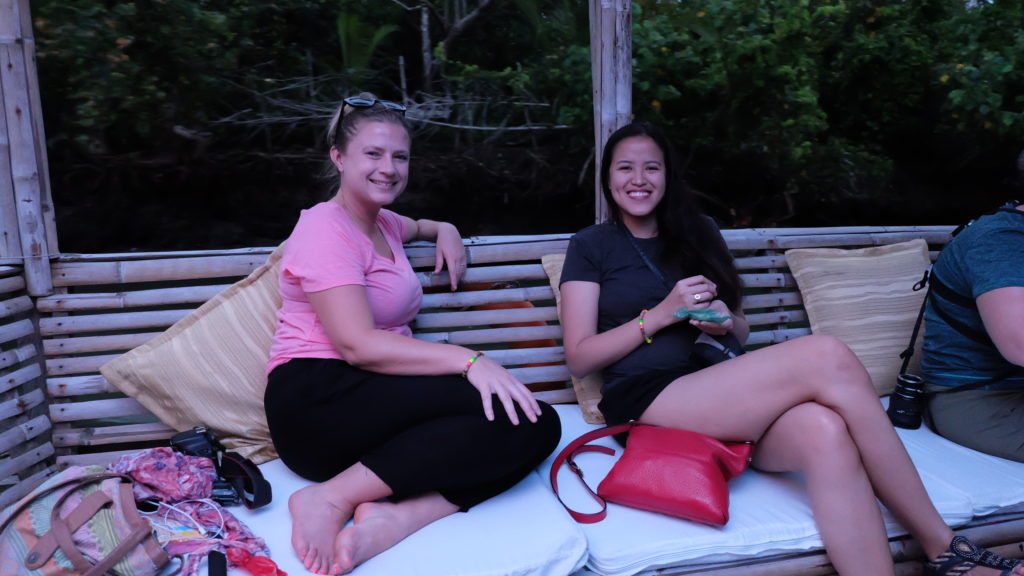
[[694, 293, 702, 302]]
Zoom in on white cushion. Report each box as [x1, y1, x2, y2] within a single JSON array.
[[232, 459, 588, 576], [543, 403, 1024, 576], [882, 398, 1024, 518]]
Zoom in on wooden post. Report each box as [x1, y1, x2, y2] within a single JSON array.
[[589, 0, 631, 224], [0, 0, 56, 295]]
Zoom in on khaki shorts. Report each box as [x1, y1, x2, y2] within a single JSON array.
[[925, 386, 1024, 463]]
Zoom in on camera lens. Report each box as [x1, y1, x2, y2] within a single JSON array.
[[887, 374, 925, 429]]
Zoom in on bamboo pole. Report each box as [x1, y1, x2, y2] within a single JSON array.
[[47, 374, 119, 398], [0, 413, 49, 454], [53, 422, 176, 448], [0, 342, 36, 371], [0, 0, 54, 295], [0, 317, 33, 344], [35, 284, 228, 313], [0, 273, 26, 293], [0, 5, 21, 262], [43, 331, 161, 356], [0, 385, 43, 420], [1, 362, 41, 394], [48, 397, 151, 423], [0, 466, 56, 511], [0, 437, 53, 481], [589, 0, 632, 223]]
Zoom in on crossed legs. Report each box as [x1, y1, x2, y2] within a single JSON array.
[[639, 334, 1020, 576], [266, 360, 560, 575]]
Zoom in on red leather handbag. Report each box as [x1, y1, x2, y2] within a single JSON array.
[[550, 422, 754, 525]]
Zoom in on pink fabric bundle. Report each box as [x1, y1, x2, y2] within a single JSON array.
[[111, 448, 285, 576]]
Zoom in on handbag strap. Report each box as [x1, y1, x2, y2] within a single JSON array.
[[4, 472, 172, 576], [549, 423, 634, 524]]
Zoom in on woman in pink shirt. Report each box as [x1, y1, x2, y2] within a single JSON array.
[[264, 94, 560, 575]]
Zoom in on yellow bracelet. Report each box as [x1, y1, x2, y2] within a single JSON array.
[[639, 310, 652, 344], [462, 351, 485, 378]]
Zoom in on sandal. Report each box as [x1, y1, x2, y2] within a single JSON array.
[[925, 536, 1022, 575]]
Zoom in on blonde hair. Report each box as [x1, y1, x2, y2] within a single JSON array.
[[319, 92, 410, 194], [325, 91, 409, 152]]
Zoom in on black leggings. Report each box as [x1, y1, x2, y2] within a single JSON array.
[[265, 358, 561, 510]]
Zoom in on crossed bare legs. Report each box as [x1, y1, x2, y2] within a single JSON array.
[[288, 462, 458, 575], [640, 334, 1024, 576]]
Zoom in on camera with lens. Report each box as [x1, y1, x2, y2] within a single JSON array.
[[887, 374, 925, 429], [170, 427, 241, 506], [170, 426, 225, 460], [169, 426, 272, 509]]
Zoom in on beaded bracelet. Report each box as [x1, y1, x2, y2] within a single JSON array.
[[638, 310, 652, 344], [462, 351, 485, 379]]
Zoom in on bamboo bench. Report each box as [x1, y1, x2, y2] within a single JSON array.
[[3, 225, 1024, 576]]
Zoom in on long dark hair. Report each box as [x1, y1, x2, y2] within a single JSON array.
[[600, 121, 743, 310]]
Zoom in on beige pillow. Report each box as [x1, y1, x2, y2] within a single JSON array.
[[786, 239, 931, 396], [541, 253, 606, 424], [100, 245, 284, 463]]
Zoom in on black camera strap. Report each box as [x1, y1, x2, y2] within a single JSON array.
[[218, 451, 273, 510], [170, 427, 273, 509]]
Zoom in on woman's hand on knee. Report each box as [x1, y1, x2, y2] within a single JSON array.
[[465, 356, 541, 425]]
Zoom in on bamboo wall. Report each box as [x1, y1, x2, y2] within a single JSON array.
[[0, 263, 54, 510], [0, 0, 56, 510]]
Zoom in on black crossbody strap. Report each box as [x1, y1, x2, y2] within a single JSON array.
[[900, 256, 1020, 395], [619, 224, 673, 291]]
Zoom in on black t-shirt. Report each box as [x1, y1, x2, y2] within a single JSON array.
[[560, 222, 701, 392]]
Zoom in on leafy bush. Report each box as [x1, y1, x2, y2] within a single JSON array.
[[29, 0, 1024, 250]]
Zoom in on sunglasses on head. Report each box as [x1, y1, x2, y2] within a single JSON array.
[[342, 97, 407, 115]]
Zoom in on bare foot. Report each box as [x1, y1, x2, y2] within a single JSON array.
[[332, 501, 408, 574], [288, 484, 355, 575]]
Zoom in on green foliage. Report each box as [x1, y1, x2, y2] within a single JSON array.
[[34, 0, 341, 154], [337, 12, 398, 73], [627, 0, 1024, 224], [30, 0, 1024, 250]]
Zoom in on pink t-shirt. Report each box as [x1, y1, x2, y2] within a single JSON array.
[[267, 202, 423, 372]]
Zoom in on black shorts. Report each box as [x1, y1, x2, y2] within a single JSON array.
[[598, 368, 694, 426]]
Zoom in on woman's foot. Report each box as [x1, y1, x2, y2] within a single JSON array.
[[332, 501, 407, 574], [332, 494, 460, 574], [925, 536, 1024, 576], [288, 484, 355, 575]]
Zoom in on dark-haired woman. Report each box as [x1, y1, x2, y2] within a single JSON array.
[[263, 94, 560, 575], [558, 121, 1022, 576]]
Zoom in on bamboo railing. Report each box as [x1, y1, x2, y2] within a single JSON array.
[[22, 226, 953, 467]]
